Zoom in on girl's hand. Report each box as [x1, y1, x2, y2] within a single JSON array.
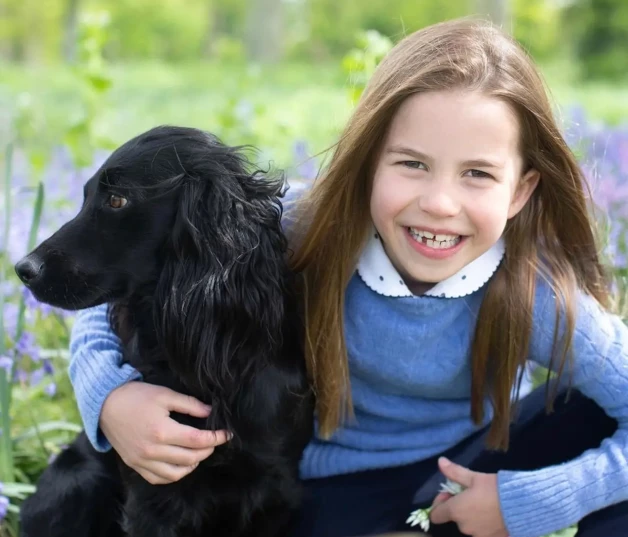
[[100, 382, 232, 484], [429, 457, 509, 537]]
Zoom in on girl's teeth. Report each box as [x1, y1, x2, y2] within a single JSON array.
[[409, 228, 461, 249]]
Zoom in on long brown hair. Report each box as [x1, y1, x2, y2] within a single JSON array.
[[289, 17, 612, 448]]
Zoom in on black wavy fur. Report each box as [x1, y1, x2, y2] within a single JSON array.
[[14, 126, 314, 537]]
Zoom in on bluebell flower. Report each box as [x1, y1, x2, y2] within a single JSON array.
[[16, 332, 39, 361], [14, 368, 28, 383], [0, 355, 13, 374], [0, 494, 8, 520], [30, 367, 45, 386]]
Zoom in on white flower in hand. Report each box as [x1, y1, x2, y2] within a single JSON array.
[[406, 506, 431, 531], [406, 478, 466, 532]]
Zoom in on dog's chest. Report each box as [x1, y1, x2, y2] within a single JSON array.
[[121, 332, 227, 430]]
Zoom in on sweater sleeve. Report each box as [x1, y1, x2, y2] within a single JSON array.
[[68, 304, 141, 452], [497, 280, 628, 537]]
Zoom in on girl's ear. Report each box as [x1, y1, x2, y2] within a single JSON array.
[[508, 168, 540, 219]]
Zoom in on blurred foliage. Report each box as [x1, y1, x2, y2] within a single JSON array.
[[62, 11, 116, 168], [511, 0, 561, 60], [563, 0, 628, 81], [342, 30, 393, 104], [0, 0, 625, 84]]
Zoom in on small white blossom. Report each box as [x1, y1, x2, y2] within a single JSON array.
[[439, 478, 465, 495], [406, 479, 466, 532], [406, 506, 431, 532]]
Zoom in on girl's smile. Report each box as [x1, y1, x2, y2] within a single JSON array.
[[405, 227, 467, 260], [369, 89, 539, 293]]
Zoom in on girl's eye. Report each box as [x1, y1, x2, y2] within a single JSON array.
[[400, 161, 427, 170], [465, 169, 493, 179], [108, 194, 128, 209]]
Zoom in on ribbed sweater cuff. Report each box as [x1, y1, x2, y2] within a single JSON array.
[[498, 467, 580, 537], [69, 351, 142, 452]]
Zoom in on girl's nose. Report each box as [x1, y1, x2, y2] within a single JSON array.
[[417, 186, 460, 218]]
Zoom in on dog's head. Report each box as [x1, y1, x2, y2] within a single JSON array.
[[14, 125, 288, 313]]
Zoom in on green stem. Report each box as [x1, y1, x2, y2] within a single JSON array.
[[9, 182, 44, 411], [0, 143, 14, 357], [0, 144, 14, 483], [0, 370, 13, 482]]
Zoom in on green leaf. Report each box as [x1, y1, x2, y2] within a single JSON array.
[[0, 370, 14, 482], [14, 421, 82, 441], [87, 74, 112, 92]]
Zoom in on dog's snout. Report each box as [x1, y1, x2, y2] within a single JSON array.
[[15, 255, 45, 284]]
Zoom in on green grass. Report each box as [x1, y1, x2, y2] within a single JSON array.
[[0, 61, 352, 170], [0, 59, 626, 172]]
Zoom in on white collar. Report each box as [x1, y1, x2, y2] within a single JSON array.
[[356, 228, 505, 298]]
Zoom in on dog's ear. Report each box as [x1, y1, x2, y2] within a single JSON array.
[[154, 147, 291, 428]]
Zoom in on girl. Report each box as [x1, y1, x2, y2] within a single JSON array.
[[68, 17, 628, 537]]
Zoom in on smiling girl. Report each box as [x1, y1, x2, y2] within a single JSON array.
[[68, 17, 628, 537]]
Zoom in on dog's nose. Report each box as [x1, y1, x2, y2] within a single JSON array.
[[15, 255, 45, 284]]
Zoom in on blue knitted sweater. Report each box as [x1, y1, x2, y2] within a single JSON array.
[[68, 224, 628, 537]]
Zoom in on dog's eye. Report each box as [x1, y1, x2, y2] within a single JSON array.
[[108, 195, 128, 209]]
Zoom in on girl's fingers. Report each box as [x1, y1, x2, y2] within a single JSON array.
[[147, 445, 216, 467], [431, 491, 453, 507], [140, 460, 199, 484]]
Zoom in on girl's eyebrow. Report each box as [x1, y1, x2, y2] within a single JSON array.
[[386, 144, 504, 169], [386, 145, 431, 162]]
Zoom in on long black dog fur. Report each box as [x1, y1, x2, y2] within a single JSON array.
[[15, 126, 314, 537]]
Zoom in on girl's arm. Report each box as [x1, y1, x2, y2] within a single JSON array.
[[68, 304, 142, 451], [497, 280, 628, 537], [69, 305, 228, 484]]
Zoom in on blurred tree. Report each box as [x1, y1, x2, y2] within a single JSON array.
[[0, 0, 64, 62], [563, 0, 628, 81], [202, 0, 247, 58], [244, 0, 284, 62], [291, 0, 470, 59], [474, 0, 511, 26], [0, 0, 622, 77], [62, 0, 80, 63], [511, 0, 561, 60], [93, 0, 207, 61]]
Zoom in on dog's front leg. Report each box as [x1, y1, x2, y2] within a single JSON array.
[[20, 432, 124, 537]]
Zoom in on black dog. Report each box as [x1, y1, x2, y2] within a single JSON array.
[[15, 126, 314, 537]]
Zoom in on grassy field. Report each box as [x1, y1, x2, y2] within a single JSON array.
[[1, 58, 627, 170]]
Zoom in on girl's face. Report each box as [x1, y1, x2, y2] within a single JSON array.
[[370, 90, 539, 294]]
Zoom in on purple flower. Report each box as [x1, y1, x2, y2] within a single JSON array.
[[20, 288, 55, 318], [44, 382, 57, 397], [42, 359, 54, 375], [1, 303, 19, 335], [0, 281, 16, 297], [606, 223, 628, 269], [0, 355, 13, 374], [30, 367, 45, 386], [0, 495, 8, 520], [13, 368, 28, 383], [15, 332, 40, 361], [22, 287, 40, 311], [292, 140, 318, 180]]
